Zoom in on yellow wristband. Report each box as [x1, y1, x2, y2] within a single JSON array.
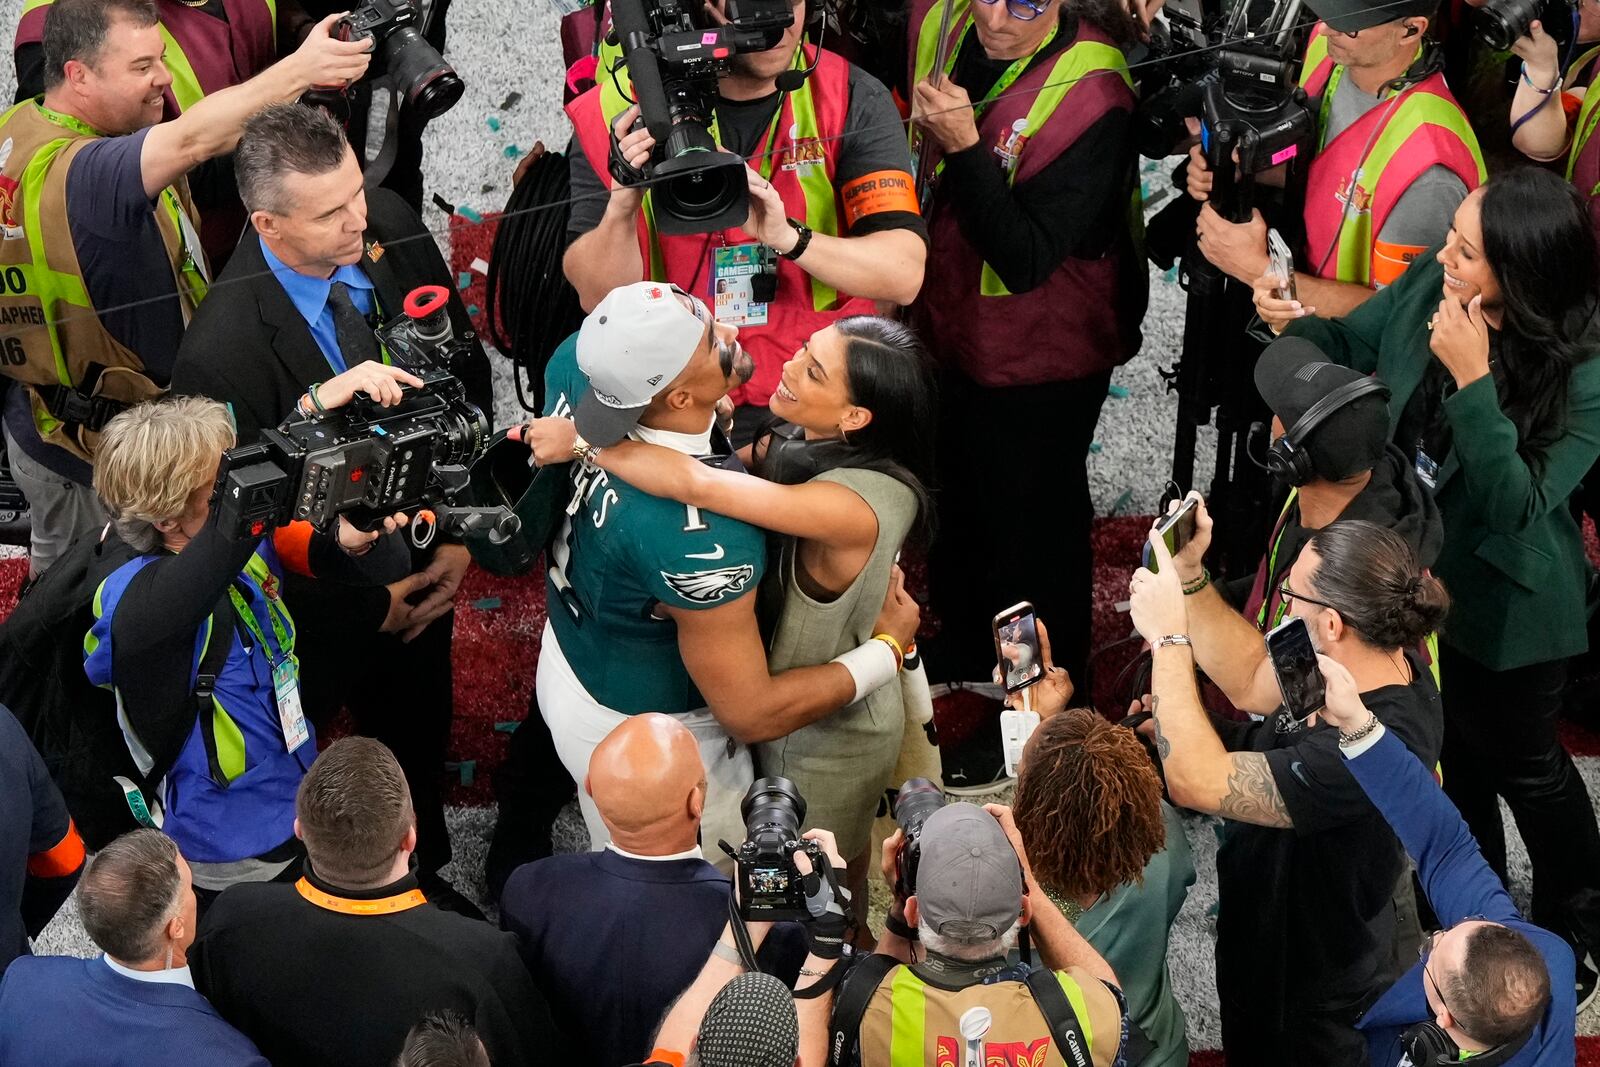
[[872, 632, 905, 671]]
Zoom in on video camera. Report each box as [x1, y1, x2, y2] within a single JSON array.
[[891, 777, 945, 900], [607, 0, 795, 234], [728, 777, 832, 922], [337, 0, 464, 121], [211, 286, 519, 547], [1137, 0, 1314, 220]]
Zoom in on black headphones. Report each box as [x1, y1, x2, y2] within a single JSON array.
[[1265, 377, 1390, 487], [1399, 1020, 1532, 1067]]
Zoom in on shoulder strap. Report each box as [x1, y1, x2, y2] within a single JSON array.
[[192, 600, 238, 791], [827, 953, 900, 1067], [1023, 967, 1097, 1067]]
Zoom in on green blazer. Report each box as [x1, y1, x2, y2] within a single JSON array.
[[1286, 253, 1600, 671]]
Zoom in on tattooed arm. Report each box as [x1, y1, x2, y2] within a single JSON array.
[[1148, 642, 1295, 829]]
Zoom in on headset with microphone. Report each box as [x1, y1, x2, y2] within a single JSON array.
[[1398, 1017, 1533, 1067], [1262, 376, 1390, 487], [774, 0, 834, 91]]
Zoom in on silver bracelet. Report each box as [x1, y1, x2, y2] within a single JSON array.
[[1338, 714, 1380, 747], [1154, 634, 1193, 651], [710, 940, 744, 967]]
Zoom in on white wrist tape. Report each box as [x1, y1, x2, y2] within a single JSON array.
[[832, 639, 899, 704]]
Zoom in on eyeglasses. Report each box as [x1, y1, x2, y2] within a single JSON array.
[[1277, 579, 1338, 613], [974, 0, 1050, 22]]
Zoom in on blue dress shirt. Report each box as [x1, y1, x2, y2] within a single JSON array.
[[259, 236, 376, 374]]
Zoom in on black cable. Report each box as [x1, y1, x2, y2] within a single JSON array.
[[484, 149, 587, 413]]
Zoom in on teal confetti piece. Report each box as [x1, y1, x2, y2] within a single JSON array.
[[1107, 384, 1130, 399], [1111, 488, 1134, 515], [456, 271, 472, 290], [503, 144, 523, 159], [457, 205, 483, 223], [485, 115, 502, 131], [471, 596, 501, 610], [467, 304, 481, 317], [495, 721, 519, 734], [1088, 440, 1103, 455], [445, 760, 476, 787]]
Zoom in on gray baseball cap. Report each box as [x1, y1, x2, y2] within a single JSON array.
[[915, 803, 1024, 943], [574, 282, 710, 447], [1304, 0, 1438, 34]]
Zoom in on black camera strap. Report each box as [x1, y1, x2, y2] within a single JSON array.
[[194, 603, 238, 790]]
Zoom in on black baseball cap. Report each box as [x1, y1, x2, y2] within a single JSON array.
[[1255, 336, 1391, 482], [1305, 0, 1437, 34]]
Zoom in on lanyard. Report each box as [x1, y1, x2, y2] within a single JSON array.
[[227, 578, 292, 669], [924, 20, 1058, 182], [708, 46, 804, 184], [36, 104, 210, 310], [1255, 489, 1299, 631]]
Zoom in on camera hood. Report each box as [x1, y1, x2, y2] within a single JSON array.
[[461, 429, 568, 576]]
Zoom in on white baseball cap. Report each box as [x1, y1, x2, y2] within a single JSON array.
[[575, 282, 710, 446]]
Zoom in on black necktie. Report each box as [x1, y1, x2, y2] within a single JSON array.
[[326, 281, 380, 369]]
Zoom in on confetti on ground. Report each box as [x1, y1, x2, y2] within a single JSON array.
[[480, 183, 497, 194], [470, 258, 490, 275], [457, 272, 473, 290], [445, 760, 477, 787], [457, 205, 483, 223], [499, 91, 523, 109], [1089, 440, 1104, 455], [1111, 488, 1134, 515], [467, 304, 481, 317], [503, 144, 523, 159], [495, 721, 519, 734], [486, 115, 502, 132], [472, 597, 502, 610], [1107, 384, 1130, 399]]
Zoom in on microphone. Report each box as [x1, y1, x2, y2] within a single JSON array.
[[773, 7, 826, 92]]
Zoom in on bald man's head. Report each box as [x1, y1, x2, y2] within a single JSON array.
[[587, 713, 707, 853]]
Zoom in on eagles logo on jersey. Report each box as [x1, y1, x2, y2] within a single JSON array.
[[659, 564, 757, 605]]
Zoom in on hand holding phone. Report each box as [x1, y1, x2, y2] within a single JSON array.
[[993, 602, 1044, 694], [1266, 617, 1326, 727], [1143, 495, 1200, 574], [1267, 228, 1297, 302]]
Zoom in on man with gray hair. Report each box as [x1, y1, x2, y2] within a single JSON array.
[[171, 101, 492, 896], [834, 803, 1130, 1067], [0, 829, 267, 1065]]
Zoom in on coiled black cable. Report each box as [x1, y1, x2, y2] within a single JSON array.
[[485, 147, 587, 413]]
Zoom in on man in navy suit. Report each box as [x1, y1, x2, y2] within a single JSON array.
[[0, 829, 265, 1066], [1317, 656, 1575, 1067]]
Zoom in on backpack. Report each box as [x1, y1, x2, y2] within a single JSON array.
[[0, 529, 229, 849]]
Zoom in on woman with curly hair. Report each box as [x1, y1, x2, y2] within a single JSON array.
[[1010, 663, 1196, 1067]]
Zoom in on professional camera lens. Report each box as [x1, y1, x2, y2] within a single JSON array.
[[741, 776, 807, 844], [1475, 0, 1558, 50], [893, 778, 946, 838], [382, 25, 465, 121]]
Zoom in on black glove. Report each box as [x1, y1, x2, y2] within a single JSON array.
[[608, 118, 649, 188], [801, 854, 854, 960]]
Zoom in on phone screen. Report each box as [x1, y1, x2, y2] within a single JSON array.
[[1143, 498, 1199, 574], [1268, 229, 1297, 302], [1265, 617, 1326, 725], [993, 603, 1044, 694]]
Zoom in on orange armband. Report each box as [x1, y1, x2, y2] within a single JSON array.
[[27, 819, 85, 879]]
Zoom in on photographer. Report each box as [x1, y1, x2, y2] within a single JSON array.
[[1189, 0, 1480, 317], [172, 102, 493, 895], [518, 314, 932, 918], [1128, 521, 1446, 1064], [836, 803, 1127, 1067], [83, 379, 416, 908], [514, 283, 919, 858], [1007, 669, 1195, 1067], [1508, 14, 1600, 235], [1263, 167, 1600, 1006], [1316, 655, 1573, 1065], [499, 713, 802, 1065], [0, 0, 370, 578], [563, 0, 928, 430], [909, 0, 1145, 685]]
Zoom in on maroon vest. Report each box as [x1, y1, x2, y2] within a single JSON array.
[[909, 9, 1145, 387]]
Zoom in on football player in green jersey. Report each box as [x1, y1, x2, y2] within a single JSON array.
[[520, 283, 921, 854]]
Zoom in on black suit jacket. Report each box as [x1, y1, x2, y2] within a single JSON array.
[[170, 188, 494, 639], [171, 188, 493, 439]]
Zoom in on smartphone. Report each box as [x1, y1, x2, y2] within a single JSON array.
[[992, 602, 1044, 694], [1267, 228, 1297, 302], [1265, 616, 1326, 726], [1142, 496, 1200, 573]]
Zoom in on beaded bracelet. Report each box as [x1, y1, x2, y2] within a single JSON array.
[[1182, 568, 1211, 596], [1338, 714, 1381, 748]]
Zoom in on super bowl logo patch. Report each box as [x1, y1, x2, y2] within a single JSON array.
[[0, 172, 23, 241], [1333, 175, 1373, 216], [261, 573, 282, 601], [993, 118, 1030, 175], [779, 124, 827, 172], [660, 564, 755, 604]]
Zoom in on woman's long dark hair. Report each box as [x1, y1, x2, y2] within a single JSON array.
[[755, 316, 938, 540], [1479, 167, 1600, 468]]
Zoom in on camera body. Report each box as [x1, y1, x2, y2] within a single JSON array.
[[891, 777, 945, 901], [212, 288, 490, 540], [609, 0, 795, 234], [337, 0, 464, 121], [734, 776, 826, 922], [1476, 0, 1578, 51]]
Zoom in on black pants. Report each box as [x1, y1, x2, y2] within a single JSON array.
[[1218, 992, 1371, 1067], [485, 690, 577, 902], [927, 368, 1111, 685], [296, 609, 456, 875], [1439, 644, 1600, 954]]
